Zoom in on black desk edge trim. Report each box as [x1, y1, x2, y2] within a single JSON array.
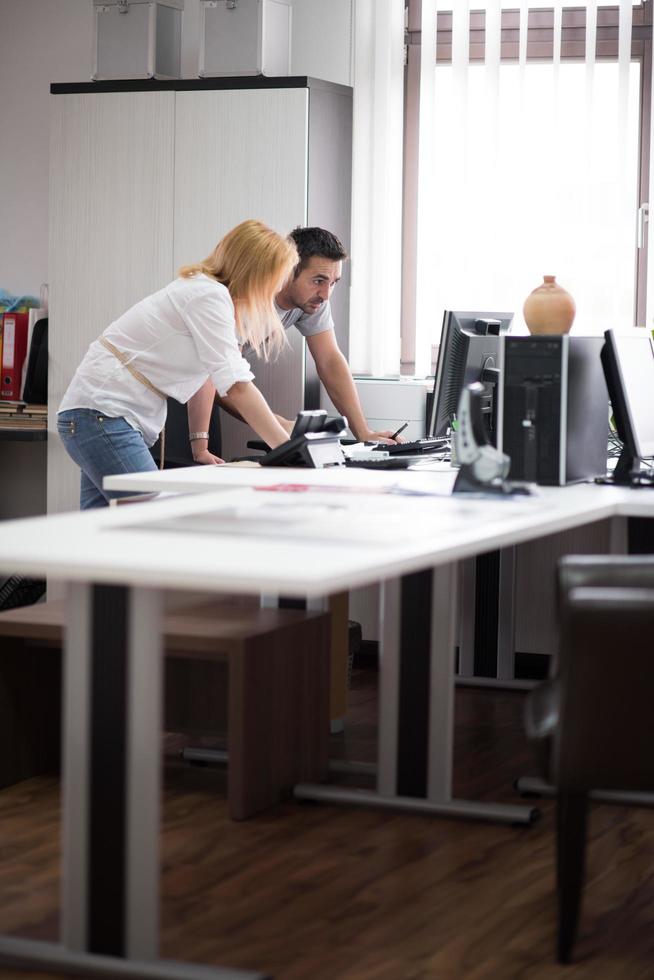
[[50, 76, 352, 96]]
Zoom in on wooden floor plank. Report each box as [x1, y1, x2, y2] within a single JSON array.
[[0, 669, 653, 978]]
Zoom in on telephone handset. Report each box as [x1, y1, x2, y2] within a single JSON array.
[[453, 383, 534, 495], [258, 411, 348, 468]]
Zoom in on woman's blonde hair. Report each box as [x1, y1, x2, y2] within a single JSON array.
[[179, 220, 297, 360]]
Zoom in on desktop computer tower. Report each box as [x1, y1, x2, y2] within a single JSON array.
[[499, 335, 608, 485]]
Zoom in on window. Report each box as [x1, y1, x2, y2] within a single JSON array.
[[432, 61, 641, 333], [402, 3, 653, 375]]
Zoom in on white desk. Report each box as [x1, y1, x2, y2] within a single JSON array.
[[0, 475, 652, 977], [103, 458, 457, 495], [102, 463, 625, 681]]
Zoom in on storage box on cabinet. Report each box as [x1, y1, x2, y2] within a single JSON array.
[[92, 0, 184, 80], [199, 0, 292, 77]]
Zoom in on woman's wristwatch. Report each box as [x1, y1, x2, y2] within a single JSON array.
[[189, 431, 210, 442]]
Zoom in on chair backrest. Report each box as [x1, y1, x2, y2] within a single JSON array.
[[150, 397, 222, 468], [559, 554, 654, 593], [553, 557, 654, 792]]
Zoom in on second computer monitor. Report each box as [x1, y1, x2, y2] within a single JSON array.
[[601, 329, 654, 481], [428, 310, 513, 443]]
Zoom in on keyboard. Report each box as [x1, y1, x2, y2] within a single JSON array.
[[345, 456, 417, 470], [372, 437, 449, 456]]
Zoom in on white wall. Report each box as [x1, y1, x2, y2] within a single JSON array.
[[0, 0, 93, 296], [0, 0, 352, 299]]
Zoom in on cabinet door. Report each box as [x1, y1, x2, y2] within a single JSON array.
[[49, 91, 175, 515], [174, 89, 309, 459]]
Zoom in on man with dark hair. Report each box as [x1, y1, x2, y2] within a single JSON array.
[[213, 226, 400, 444], [289, 226, 348, 267], [270, 226, 399, 443]]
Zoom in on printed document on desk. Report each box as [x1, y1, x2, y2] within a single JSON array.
[[121, 495, 423, 545], [115, 488, 540, 547]]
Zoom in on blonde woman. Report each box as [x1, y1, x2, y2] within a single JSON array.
[[57, 220, 295, 508]]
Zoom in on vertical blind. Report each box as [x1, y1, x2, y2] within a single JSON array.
[[400, 3, 645, 378], [349, 0, 405, 376]]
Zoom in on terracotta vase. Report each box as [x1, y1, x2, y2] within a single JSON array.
[[523, 275, 576, 335]]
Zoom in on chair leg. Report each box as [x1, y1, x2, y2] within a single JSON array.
[[556, 789, 589, 964]]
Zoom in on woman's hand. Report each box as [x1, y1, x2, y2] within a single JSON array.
[[192, 448, 225, 465], [187, 381, 223, 463], [226, 381, 290, 448], [275, 415, 295, 436]]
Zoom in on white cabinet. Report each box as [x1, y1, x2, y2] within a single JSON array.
[[49, 91, 176, 516], [173, 87, 309, 460], [49, 78, 352, 511], [173, 89, 308, 263]]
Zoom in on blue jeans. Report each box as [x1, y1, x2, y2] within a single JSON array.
[[57, 409, 158, 509]]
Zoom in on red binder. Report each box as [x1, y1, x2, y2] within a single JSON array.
[[1, 312, 29, 400]]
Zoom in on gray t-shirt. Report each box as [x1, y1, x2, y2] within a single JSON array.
[[275, 300, 334, 337]]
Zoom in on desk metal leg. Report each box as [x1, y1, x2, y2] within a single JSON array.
[[295, 563, 537, 825], [516, 775, 654, 808], [496, 547, 517, 682], [64, 582, 136, 956], [0, 937, 268, 980], [63, 583, 163, 958], [62, 582, 92, 950], [426, 565, 457, 802], [456, 559, 476, 677], [126, 587, 163, 958], [456, 548, 537, 692], [0, 582, 264, 980], [377, 578, 401, 796]]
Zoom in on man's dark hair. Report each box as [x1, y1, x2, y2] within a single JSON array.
[[289, 226, 348, 275]]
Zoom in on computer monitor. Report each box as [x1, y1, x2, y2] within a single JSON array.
[[601, 329, 654, 482], [427, 310, 513, 443]]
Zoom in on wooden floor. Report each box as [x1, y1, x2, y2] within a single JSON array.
[[1, 666, 654, 979]]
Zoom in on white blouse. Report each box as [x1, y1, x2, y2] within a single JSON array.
[[59, 275, 254, 446]]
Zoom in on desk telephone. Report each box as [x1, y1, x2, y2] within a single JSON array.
[[253, 411, 347, 468], [248, 411, 450, 469], [453, 383, 534, 496]]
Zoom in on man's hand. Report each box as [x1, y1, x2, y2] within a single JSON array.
[[362, 429, 406, 445], [306, 333, 408, 447], [192, 448, 225, 465]]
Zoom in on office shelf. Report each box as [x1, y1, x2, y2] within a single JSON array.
[[0, 428, 47, 442]]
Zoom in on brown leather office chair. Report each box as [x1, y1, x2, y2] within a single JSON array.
[[525, 555, 654, 963]]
